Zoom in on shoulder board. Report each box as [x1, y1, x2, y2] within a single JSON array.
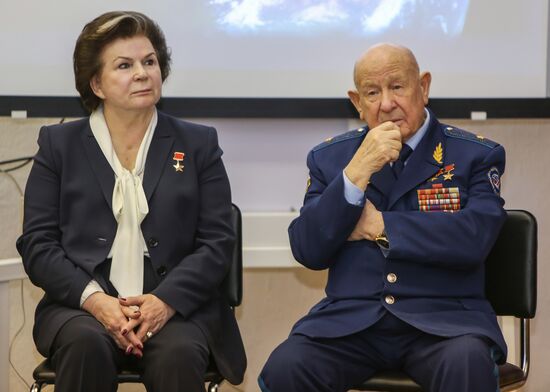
[[443, 126, 498, 148], [313, 128, 367, 152]]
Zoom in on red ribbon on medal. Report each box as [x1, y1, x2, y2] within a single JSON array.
[[173, 152, 185, 172]]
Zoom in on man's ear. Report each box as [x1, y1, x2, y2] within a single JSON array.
[[419, 71, 431, 105], [347, 90, 364, 120], [90, 75, 105, 100]]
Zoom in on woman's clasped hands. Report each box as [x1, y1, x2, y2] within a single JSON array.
[[83, 292, 175, 358]]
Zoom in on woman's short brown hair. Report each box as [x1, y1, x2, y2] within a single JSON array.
[[74, 11, 171, 112]]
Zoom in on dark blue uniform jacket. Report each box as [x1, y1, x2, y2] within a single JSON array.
[[289, 111, 507, 362]]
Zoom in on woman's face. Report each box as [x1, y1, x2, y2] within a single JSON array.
[[90, 35, 162, 113]]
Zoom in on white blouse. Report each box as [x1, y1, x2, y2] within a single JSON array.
[[80, 106, 157, 304]]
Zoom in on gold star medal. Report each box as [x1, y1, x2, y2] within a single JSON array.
[[443, 172, 454, 181], [173, 151, 185, 172]]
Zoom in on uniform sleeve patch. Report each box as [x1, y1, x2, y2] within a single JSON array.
[[488, 167, 501, 194]]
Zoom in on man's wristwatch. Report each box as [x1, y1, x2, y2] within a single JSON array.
[[375, 230, 390, 249]]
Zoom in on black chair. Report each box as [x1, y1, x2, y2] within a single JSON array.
[[30, 203, 243, 392], [353, 209, 537, 392]]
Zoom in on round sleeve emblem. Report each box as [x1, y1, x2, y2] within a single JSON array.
[[487, 167, 501, 194]]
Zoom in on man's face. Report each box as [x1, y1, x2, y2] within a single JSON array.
[[349, 48, 431, 142]]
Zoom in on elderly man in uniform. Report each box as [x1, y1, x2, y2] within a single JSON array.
[[259, 43, 506, 392]]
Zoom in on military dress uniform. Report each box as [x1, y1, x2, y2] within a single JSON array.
[[260, 109, 506, 392]]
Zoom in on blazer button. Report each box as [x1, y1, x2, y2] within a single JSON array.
[[385, 295, 395, 305], [387, 273, 397, 283], [148, 238, 159, 248], [157, 266, 167, 276]]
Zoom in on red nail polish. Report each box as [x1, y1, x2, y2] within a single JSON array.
[[120, 297, 127, 301], [137, 343, 143, 350], [125, 346, 132, 355], [121, 329, 128, 336]]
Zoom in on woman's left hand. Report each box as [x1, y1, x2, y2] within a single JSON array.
[[119, 294, 176, 343]]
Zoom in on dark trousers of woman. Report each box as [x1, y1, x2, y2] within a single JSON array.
[[48, 258, 210, 392], [50, 313, 210, 392]]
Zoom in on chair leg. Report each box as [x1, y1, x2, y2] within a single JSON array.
[[30, 382, 41, 392], [208, 381, 219, 392]]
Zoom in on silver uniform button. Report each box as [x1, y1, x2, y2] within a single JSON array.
[[387, 273, 397, 283], [385, 295, 395, 305]]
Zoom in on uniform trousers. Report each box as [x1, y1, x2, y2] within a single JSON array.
[[50, 313, 210, 392], [259, 312, 499, 392]]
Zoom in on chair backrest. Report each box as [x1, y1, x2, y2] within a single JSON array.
[[485, 210, 537, 318], [221, 203, 243, 307]]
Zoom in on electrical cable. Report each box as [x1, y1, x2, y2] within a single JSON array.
[[1, 159, 32, 388], [8, 280, 30, 389], [0, 156, 34, 165], [0, 157, 33, 174]]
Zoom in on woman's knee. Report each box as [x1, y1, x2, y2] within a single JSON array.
[[53, 316, 116, 362], [159, 337, 209, 366], [50, 316, 119, 391]]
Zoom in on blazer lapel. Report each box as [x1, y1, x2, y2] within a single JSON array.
[[143, 113, 175, 202], [81, 123, 115, 210], [387, 118, 445, 210]]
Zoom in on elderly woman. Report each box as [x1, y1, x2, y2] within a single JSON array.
[[17, 11, 246, 392]]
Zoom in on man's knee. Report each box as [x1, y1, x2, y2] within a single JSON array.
[[429, 335, 498, 392], [260, 338, 317, 392], [442, 335, 494, 368]]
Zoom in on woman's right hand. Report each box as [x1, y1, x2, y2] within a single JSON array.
[[82, 292, 144, 357]]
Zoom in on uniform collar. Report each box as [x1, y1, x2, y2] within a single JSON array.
[[404, 108, 430, 153]]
